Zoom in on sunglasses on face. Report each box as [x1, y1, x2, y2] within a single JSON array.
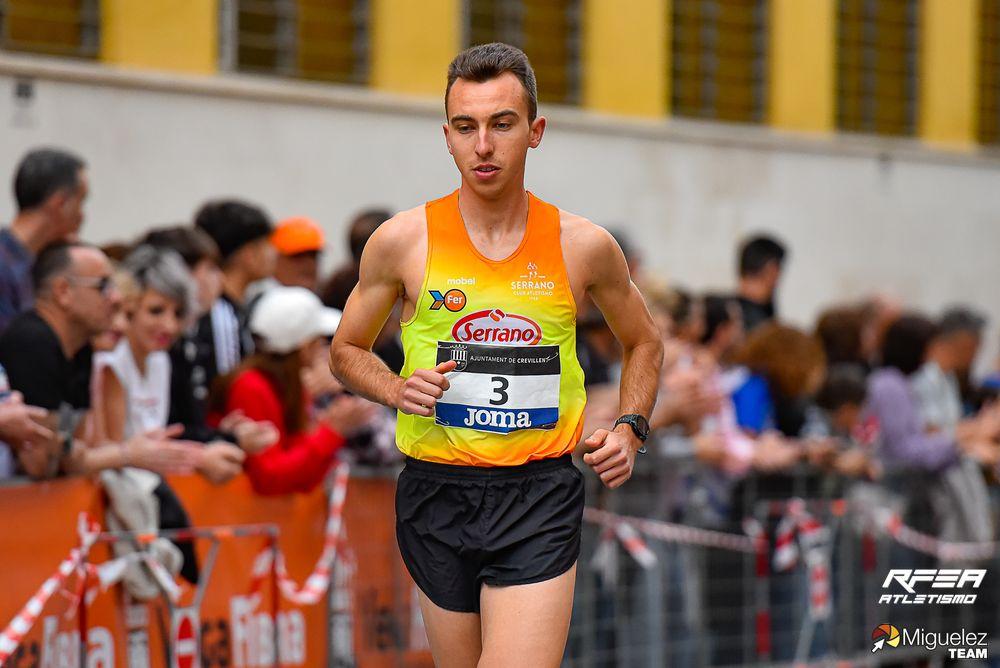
[[68, 275, 113, 296]]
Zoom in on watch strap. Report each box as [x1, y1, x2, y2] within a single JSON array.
[[614, 414, 649, 454]]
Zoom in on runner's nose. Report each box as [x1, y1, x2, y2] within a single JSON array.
[[475, 129, 493, 158]]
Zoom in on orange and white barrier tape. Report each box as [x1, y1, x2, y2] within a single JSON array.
[[583, 507, 757, 553], [764, 497, 1000, 562], [0, 513, 100, 665], [773, 499, 830, 572], [870, 507, 999, 562], [71, 552, 148, 612], [772, 499, 831, 620], [250, 462, 350, 605], [613, 522, 657, 569]]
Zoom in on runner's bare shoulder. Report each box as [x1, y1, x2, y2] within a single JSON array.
[[360, 205, 428, 282], [557, 208, 623, 284]]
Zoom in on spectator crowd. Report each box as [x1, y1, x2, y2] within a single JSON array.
[[579, 231, 1000, 544], [1, 146, 998, 604]]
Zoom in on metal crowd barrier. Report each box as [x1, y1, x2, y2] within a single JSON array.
[[3, 456, 999, 667], [563, 451, 1000, 667]]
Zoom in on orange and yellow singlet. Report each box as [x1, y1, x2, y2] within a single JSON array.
[[396, 190, 587, 466]]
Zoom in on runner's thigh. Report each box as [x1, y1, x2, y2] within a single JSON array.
[[477, 563, 577, 668], [418, 590, 483, 668]]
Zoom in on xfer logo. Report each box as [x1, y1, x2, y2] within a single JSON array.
[[429, 289, 467, 312]]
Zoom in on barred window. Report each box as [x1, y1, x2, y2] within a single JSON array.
[[670, 0, 768, 124], [836, 0, 918, 136], [220, 0, 368, 84], [465, 0, 581, 105], [979, 0, 1000, 144], [0, 0, 99, 58]]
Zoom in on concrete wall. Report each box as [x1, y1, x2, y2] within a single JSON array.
[[2, 55, 999, 361]]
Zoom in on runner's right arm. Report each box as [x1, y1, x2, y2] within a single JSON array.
[[329, 215, 455, 416]]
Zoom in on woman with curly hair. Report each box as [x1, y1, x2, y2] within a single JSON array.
[[732, 322, 827, 437]]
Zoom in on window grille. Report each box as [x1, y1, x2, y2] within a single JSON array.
[[0, 0, 99, 59], [221, 0, 368, 84], [465, 0, 581, 105], [836, 0, 919, 136], [671, 0, 769, 123]]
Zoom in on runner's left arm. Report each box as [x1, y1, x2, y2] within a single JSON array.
[[586, 230, 663, 419], [580, 224, 663, 487]]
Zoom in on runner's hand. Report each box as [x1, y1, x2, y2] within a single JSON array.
[[582, 424, 641, 489], [395, 360, 457, 417]]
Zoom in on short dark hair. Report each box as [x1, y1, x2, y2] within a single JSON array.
[[14, 148, 85, 212], [739, 234, 786, 277], [141, 225, 220, 269], [348, 208, 392, 262], [194, 200, 273, 263], [815, 363, 868, 411], [446, 42, 539, 121], [32, 241, 82, 292], [938, 305, 986, 337], [881, 313, 938, 376], [702, 293, 738, 344]]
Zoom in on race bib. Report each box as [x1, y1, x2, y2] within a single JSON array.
[[434, 341, 560, 434]]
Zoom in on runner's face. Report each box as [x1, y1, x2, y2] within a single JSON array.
[[444, 72, 545, 197]]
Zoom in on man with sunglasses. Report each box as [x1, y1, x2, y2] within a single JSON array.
[[0, 242, 199, 478]]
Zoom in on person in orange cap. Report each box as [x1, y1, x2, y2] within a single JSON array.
[[271, 216, 325, 292]]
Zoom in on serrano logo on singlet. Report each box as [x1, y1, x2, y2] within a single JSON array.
[[451, 309, 542, 345], [512, 261, 556, 299]]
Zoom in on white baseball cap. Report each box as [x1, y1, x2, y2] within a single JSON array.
[[249, 286, 342, 354]]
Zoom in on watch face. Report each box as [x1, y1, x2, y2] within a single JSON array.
[[636, 415, 650, 436], [628, 415, 649, 437], [618, 415, 649, 440]]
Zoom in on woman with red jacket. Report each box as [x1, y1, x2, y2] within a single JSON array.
[[216, 286, 374, 495]]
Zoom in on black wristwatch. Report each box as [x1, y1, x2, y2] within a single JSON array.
[[614, 414, 650, 454]]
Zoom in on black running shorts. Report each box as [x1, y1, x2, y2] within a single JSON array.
[[395, 454, 585, 613]]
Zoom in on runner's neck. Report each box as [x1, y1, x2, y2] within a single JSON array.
[[457, 182, 529, 239]]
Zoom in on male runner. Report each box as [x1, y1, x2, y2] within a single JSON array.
[[330, 42, 663, 667]]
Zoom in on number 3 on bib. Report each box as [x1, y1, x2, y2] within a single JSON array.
[[434, 341, 560, 434]]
